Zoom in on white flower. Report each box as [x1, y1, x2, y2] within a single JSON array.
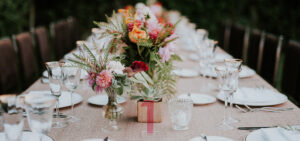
[[135, 3, 158, 23], [107, 61, 125, 74]]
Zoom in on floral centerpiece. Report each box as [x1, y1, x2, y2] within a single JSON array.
[[92, 3, 180, 102], [68, 43, 148, 130]]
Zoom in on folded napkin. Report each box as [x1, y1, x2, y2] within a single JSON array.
[[233, 87, 279, 103], [261, 127, 300, 141]]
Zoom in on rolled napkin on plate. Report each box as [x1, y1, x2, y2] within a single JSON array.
[[261, 127, 300, 141]]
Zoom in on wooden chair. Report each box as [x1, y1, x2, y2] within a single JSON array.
[[257, 33, 283, 85], [228, 24, 246, 59], [281, 40, 300, 105], [50, 20, 71, 60], [247, 29, 263, 70], [67, 17, 80, 49], [218, 21, 231, 51], [14, 32, 39, 89], [34, 26, 51, 71], [0, 39, 21, 93]]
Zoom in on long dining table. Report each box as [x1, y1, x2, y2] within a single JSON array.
[[17, 47, 300, 141]]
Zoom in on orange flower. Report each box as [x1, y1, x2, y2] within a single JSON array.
[[128, 26, 148, 43]]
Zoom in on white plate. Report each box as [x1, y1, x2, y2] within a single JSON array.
[[199, 65, 255, 78], [28, 91, 83, 108], [88, 94, 126, 106], [216, 87, 287, 106], [178, 93, 216, 105], [0, 131, 53, 141], [246, 127, 300, 141], [190, 136, 234, 141], [82, 139, 112, 141], [172, 69, 199, 77], [43, 70, 88, 79]]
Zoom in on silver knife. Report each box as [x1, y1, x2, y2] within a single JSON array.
[[238, 126, 277, 130]]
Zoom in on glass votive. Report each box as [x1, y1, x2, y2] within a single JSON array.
[[168, 98, 193, 130]]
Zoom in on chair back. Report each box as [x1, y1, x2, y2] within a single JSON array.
[[50, 20, 71, 60], [258, 33, 283, 85], [14, 32, 39, 88], [67, 17, 80, 49], [282, 40, 300, 105], [228, 24, 245, 59], [34, 26, 51, 69], [0, 39, 21, 93], [247, 29, 262, 70], [218, 21, 231, 51]]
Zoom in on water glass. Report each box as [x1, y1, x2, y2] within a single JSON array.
[[215, 65, 240, 130], [45, 61, 68, 128], [61, 62, 81, 122], [168, 98, 193, 130], [23, 93, 56, 141], [0, 95, 24, 141]]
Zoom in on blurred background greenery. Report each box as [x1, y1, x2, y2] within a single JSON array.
[[0, 0, 299, 41]]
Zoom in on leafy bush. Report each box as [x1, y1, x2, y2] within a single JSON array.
[[0, 0, 299, 41]]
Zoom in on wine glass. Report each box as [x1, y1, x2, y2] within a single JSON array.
[[22, 93, 56, 141], [224, 59, 243, 124], [215, 65, 239, 130], [45, 61, 68, 128], [0, 94, 24, 141], [196, 39, 217, 92], [61, 62, 81, 122]]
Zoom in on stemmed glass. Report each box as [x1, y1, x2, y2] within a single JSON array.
[[21, 93, 56, 141], [224, 59, 242, 124], [0, 95, 24, 141], [61, 62, 81, 122], [196, 39, 217, 92], [215, 65, 240, 130], [45, 61, 68, 128]]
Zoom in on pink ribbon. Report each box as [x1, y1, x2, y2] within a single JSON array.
[[141, 100, 154, 133]]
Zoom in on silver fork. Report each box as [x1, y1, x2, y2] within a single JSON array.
[[236, 105, 293, 113]]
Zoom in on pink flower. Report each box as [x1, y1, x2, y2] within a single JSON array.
[[164, 33, 178, 42], [158, 47, 171, 63], [87, 72, 97, 87], [158, 41, 177, 63], [147, 20, 161, 32], [149, 28, 160, 40], [95, 70, 113, 91]]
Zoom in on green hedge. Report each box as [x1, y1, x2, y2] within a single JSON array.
[[0, 0, 299, 41]]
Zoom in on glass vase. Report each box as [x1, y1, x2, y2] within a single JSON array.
[[101, 87, 123, 132]]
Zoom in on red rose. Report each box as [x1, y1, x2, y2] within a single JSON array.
[[130, 61, 149, 72]]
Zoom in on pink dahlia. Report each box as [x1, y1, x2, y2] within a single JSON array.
[[95, 70, 113, 91]]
